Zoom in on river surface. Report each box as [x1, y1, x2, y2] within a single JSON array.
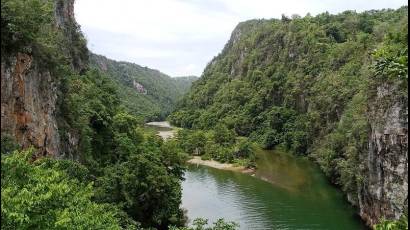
[[148, 122, 367, 229], [146, 121, 176, 140]]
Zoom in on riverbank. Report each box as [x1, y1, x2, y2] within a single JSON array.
[[147, 122, 367, 229], [182, 155, 367, 230], [187, 156, 255, 173]]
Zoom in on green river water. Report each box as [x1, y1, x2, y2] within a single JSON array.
[[182, 149, 367, 230], [147, 122, 367, 229]]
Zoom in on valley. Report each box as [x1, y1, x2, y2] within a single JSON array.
[[0, 0, 407, 230]]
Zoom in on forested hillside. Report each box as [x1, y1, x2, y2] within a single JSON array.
[[0, 0, 215, 229], [90, 54, 197, 120], [173, 76, 200, 93], [1, 0, 407, 228], [170, 7, 408, 226]]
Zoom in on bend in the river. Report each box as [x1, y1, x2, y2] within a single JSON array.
[[148, 122, 367, 229]]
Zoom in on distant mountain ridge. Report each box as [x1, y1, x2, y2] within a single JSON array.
[[173, 75, 199, 93], [89, 53, 197, 120]]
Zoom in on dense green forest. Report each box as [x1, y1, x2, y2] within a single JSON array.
[[0, 0, 227, 229], [1, 65, 235, 228], [173, 76, 200, 94], [1, 0, 407, 229], [90, 54, 198, 121], [170, 5, 407, 209]]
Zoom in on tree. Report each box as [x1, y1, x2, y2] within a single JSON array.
[[212, 124, 235, 146], [94, 151, 185, 229], [170, 218, 239, 230], [233, 138, 253, 158], [1, 149, 123, 230], [0, 134, 20, 154], [1, 0, 55, 56]]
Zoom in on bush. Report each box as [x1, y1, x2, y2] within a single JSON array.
[[374, 214, 408, 230], [1, 149, 123, 229], [170, 218, 239, 230], [1, 134, 20, 154], [1, 0, 55, 56]]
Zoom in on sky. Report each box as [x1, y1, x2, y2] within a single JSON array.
[[74, 0, 407, 77]]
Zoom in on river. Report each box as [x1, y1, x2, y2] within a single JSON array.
[[147, 122, 367, 229]]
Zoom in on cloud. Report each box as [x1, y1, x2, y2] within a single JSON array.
[[75, 0, 407, 77]]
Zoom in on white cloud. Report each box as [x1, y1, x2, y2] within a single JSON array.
[[75, 0, 407, 76]]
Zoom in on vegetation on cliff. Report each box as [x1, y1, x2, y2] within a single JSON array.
[[1, 0, 199, 229], [374, 215, 408, 230], [1, 0, 407, 228], [170, 6, 408, 224], [1, 0, 54, 56], [55, 66, 190, 228]]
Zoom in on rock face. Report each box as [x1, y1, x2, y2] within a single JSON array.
[[133, 80, 147, 94], [54, 0, 88, 72], [0, 0, 87, 157], [358, 81, 408, 226], [1, 54, 60, 157]]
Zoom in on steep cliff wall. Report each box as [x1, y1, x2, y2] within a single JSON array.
[[1, 53, 60, 157], [54, 0, 88, 72], [358, 80, 408, 226], [1, 0, 87, 157]]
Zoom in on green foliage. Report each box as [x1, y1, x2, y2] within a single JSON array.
[[90, 53, 198, 121], [374, 214, 408, 230], [61, 69, 120, 165], [58, 67, 189, 228], [1, 0, 54, 55], [176, 129, 255, 167], [1, 149, 123, 230], [1, 134, 21, 154], [212, 124, 236, 146], [94, 149, 186, 228], [177, 129, 207, 155], [2, 63, 190, 228], [3, 1, 407, 229], [373, 20, 408, 80], [233, 138, 253, 158], [171, 7, 408, 196], [0, 0, 79, 69], [1, 1, 235, 229], [170, 218, 239, 230]]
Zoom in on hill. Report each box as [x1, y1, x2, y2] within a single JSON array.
[[90, 53, 197, 120], [1, 0, 195, 228], [170, 6, 408, 226]]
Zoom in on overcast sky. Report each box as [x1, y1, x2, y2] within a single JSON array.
[[75, 0, 407, 77]]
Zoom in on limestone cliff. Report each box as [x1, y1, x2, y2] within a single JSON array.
[[358, 80, 408, 226], [0, 0, 87, 157]]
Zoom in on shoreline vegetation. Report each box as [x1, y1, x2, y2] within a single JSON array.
[[168, 6, 408, 229], [146, 121, 256, 173], [187, 156, 255, 174], [147, 121, 256, 174]]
